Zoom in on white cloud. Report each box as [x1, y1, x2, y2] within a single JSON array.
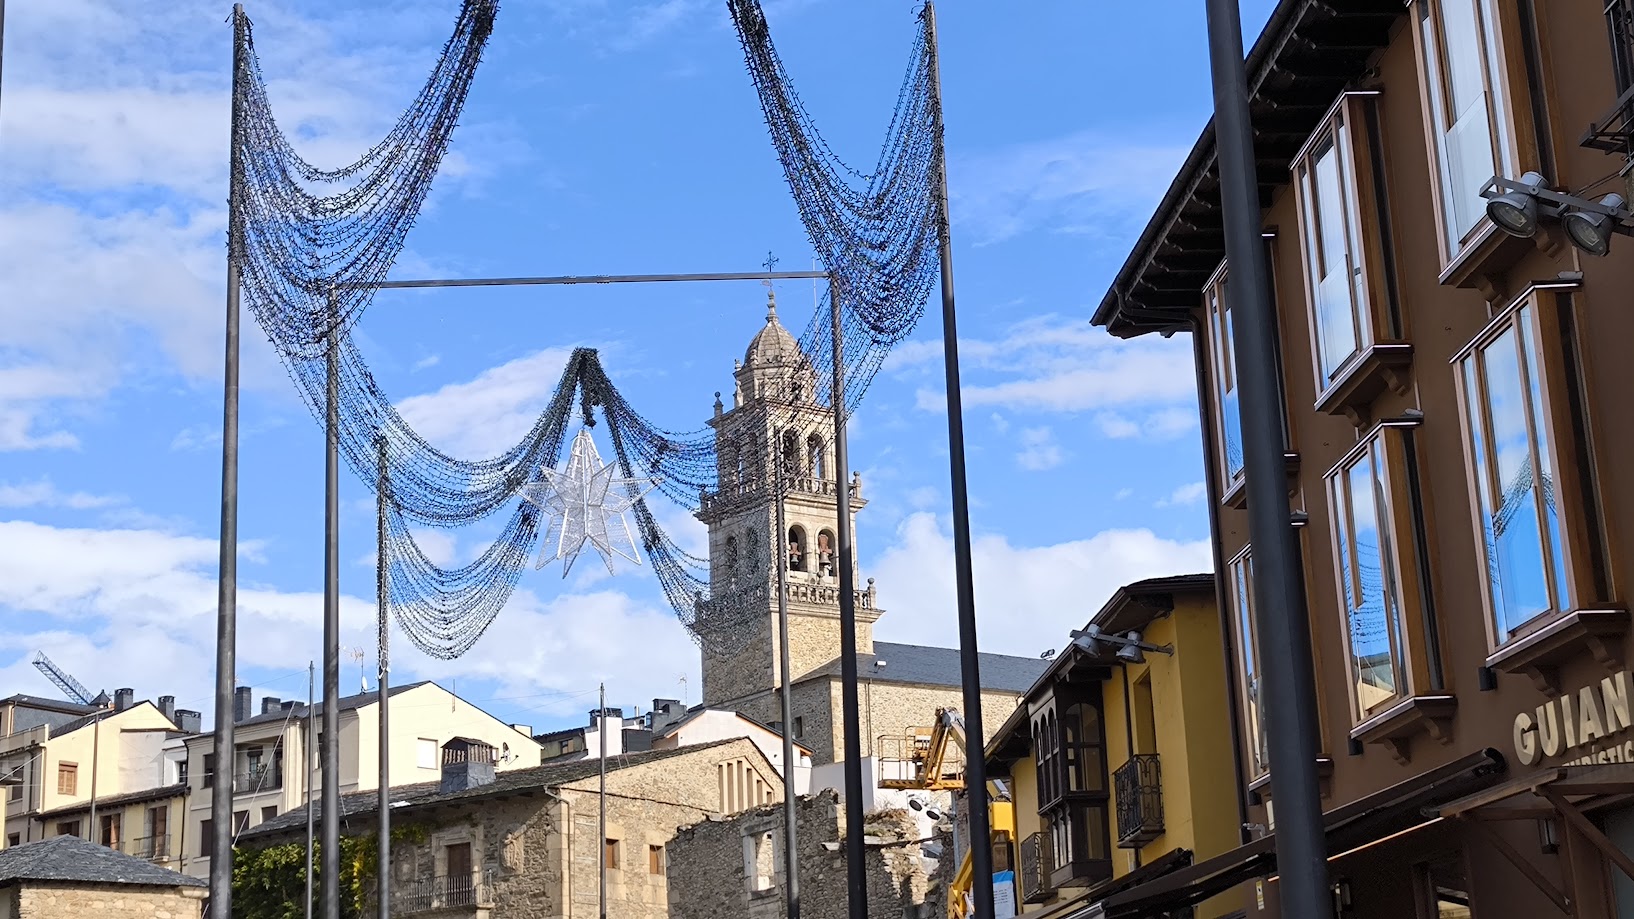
[[870, 513, 1212, 660], [949, 130, 1191, 245], [0, 480, 122, 510], [1096, 407, 1198, 441], [413, 354, 442, 372], [899, 315, 1196, 416], [1156, 482, 1207, 507], [1015, 427, 1064, 471], [1114, 488, 1134, 501], [395, 348, 577, 459]]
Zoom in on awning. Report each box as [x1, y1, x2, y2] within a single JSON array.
[[1081, 748, 1506, 918], [1032, 848, 1195, 919], [1433, 761, 1634, 914]]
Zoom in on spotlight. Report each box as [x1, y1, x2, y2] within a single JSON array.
[[1115, 632, 1146, 664], [1563, 193, 1625, 257], [1071, 624, 1106, 656], [1486, 171, 1547, 238]]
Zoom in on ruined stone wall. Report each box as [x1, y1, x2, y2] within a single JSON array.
[[14, 883, 204, 919], [667, 790, 940, 919]]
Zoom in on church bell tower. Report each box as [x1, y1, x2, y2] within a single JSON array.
[[696, 289, 882, 709]]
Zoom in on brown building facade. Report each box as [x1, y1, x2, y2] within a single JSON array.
[[1093, 1, 1634, 918]]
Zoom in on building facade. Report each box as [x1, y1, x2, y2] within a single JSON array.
[[241, 736, 783, 919], [695, 291, 1048, 772], [1093, 2, 1634, 917], [181, 681, 543, 878], [0, 835, 206, 919], [965, 576, 1239, 919]]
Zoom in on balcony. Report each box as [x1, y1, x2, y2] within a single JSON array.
[[1114, 754, 1164, 848], [123, 834, 173, 862], [1018, 832, 1053, 904], [391, 874, 494, 914], [232, 766, 283, 795]]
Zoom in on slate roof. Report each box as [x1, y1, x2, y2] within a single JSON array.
[[798, 641, 1049, 694], [38, 783, 188, 820], [0, 695, 97, 716], [0, 835, 205, 889], [196, 682, 430, 735], [653, 708, 814, 754], [241, 739, 746, 843]]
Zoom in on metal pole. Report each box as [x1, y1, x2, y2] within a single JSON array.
[[322, 288, 342, 919], [306, 662, 315, 919], [88, 709, 101, 842], [773, 458, 801, 919], [598, 682, 607, 919], [830, 281, 866, 919], [376, 436, 391, 919], [1203, 1, 1330, 917], [357, 270, 832, 291], [211, 9, 246, 917], [922, 7, 995, 917]]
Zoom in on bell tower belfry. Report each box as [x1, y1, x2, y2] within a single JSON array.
[[696, 290, 882, 709]]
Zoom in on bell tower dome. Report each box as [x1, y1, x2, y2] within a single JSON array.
[[696, 289, 881, 709]]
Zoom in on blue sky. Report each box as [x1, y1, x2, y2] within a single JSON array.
[[0, 0, 1274, 733]]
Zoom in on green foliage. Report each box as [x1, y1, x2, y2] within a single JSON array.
[[230, 824, 430, 919]]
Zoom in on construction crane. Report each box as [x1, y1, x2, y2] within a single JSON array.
[[32, 651, 109, 708], [878, 708, 967, 791]]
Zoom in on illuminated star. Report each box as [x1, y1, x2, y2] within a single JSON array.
[[519, 429, 658, 577]]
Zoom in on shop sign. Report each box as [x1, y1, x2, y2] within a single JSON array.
[[1514, 670, 1634, 766]]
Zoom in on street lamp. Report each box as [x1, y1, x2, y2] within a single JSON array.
[[1482, 173, 1634, 256]]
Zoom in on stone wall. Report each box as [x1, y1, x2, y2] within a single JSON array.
[[667, 790, 940, 919], [14, 883, 203, 919]]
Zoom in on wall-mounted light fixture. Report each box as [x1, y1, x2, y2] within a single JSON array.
[[1070, 625, 1175, 664], [1538, 817, 1560, 855], [1332, 878, 1353, 915], [1482, 173, 1634, 256]]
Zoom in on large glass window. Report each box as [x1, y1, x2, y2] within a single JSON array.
[[1230, 551, 1268, 776], [1457, 290, 1604, 645], [1206, 269, 1243, 483], [1415, 0, 1518, 256]]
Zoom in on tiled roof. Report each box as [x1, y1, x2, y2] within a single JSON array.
[[228, 682, 430, 731], [0, 835, 205, 889], [0, 695, 97, 715], [38, 783, 187, 820], [241, 739, 744, 843], [798, 641, 1049, 694]]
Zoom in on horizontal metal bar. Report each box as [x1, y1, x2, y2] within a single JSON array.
[[349, 270, 832, 291]]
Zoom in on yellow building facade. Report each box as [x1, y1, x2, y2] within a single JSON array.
[[957, 574, 1244, 919]]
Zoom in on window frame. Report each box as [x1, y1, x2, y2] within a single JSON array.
[[1204, 264, 1244, 490], [1292, 92, 1403, 392], [1029, 683, 1112, 889], [1409, 0, 1539, 267], [1324, 423, 1438, 725], [417, 738, 438, 771], [56, 762, 77, 797], [1453, 284, 1607, 652], [1227, 549, 1270, 779]]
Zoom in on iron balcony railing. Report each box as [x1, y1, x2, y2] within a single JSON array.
[[232, 766, 283, 794], [392, 873, 495, 914], [1018, 832, 1053, 904], [123, 834, 172, 861], [1114, 754, 1164, 848]]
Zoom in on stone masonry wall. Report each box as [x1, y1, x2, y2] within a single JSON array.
[[15, 883, 204, 919], [667, 790, 940, 919]]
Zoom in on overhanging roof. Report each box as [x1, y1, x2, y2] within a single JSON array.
[[1091, 0, 1403, 339]]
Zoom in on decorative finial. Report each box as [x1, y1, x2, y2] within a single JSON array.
[[713, 391, 723, 418], [762, 251, 780, 323]]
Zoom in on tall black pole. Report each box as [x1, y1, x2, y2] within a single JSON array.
[[830, 281, 866, 919], [376, 437, 391, 919], [1203, 1, 1330, 916], [305, 661, 315, 919], [210, 8, 246, 917], [322, 289, 342, 919], [923, 6, 995, 918], [598, 682, 608, 919], [773, 457, 800, 919]]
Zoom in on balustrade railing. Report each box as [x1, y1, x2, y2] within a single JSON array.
[[123, 834, 172, 861], [392, 873, 494, 914], [232, 766, 283, 794], [1018, 832, 1053, 904], [1113, 754, 1164, 848]]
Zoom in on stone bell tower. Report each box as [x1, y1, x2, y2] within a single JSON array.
[[696, 289, 882, 709]]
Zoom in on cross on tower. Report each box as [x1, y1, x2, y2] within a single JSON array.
[[761, 251, 779, 291]]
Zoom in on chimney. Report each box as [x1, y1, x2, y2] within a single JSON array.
[[113, 688, 134, 712], [510, 724, 533, 737], [233, 687, 253, 723], [158, 695, 176, 724], [261, 696, 282, 715], [439, 738, 496, 794], [176, 710, 202, 734], [589, 707, 624, 729]]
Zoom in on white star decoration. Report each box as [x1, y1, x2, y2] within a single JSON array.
[[519, 428, 658, 577]]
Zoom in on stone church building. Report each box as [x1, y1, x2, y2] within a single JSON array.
[[697, 291, 1047, 771]]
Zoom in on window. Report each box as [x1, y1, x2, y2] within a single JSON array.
[[418, 738, 438, 770], [787, 526, 806, 573], [147, 806, 168, 851], [807, 434, 826, 480], [6, 763, 22, 802], [1327, 426, 1440, 721], [1418, 853, 1472, 918], [1609, 0, 1634, 96], [1412, 0, 1522, 258], [202, 753, 215, 789], [649, 844, 665, 875], [793, 716, 804, 739], [1230, 551, 1269, 776], [233, 810, 249, 838], [1205, 268, 1243, 484], [177, 759, 189, 788], [100, 813, 121, 848], [261, 805, 278, 823], [6, 834, 17, 847], [199, 819, 214, 858], [57, 762, 77, 796], [604, 838, 621, 871], [445, 841, 473, 893], [1456, 289, 1605, 645], [56, 821, 80, 839], [1030, 685, 1112, 888], [743, 831, 775, 895]]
